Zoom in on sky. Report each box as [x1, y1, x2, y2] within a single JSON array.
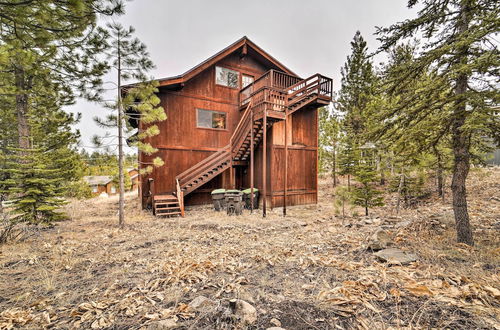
[[69, 0, 417, 152]]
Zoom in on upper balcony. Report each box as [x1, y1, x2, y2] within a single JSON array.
[[239, 69, 333, 120]]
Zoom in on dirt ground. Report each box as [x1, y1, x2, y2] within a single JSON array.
[[0, 168, 499, 329]]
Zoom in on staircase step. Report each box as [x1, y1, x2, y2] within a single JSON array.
[[155, 206, 180, 210], [155, 202, 179, 206], [156, 211, 181, 216]]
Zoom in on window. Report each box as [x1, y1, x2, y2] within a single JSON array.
[[110, 186, 116, 194], [216, 66, 239, 88], [92, 185, 98, 193], [197, 109, 227, 129], [242, 74, 254, 88]]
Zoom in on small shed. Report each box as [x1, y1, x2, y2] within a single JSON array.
[[83, 176, 116, 195], [128, 168, 139, 191]]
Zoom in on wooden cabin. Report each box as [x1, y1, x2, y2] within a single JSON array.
[[128, 168, 139, 191], [128, 37, 332, 216], [83, 176, 116, 196]]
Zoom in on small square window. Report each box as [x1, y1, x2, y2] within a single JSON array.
[[242, 75, 254, 88], [216, 66, 239, 88], [197, 109, 227, 129]]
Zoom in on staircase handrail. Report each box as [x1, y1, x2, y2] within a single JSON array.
[[176, 145, 230, 183], [230, 100, 252, 142], [177, 150, 231, 186], [175, 178, 185, 217], [230, 100, 253, 153], [286, 74, 320, 98]]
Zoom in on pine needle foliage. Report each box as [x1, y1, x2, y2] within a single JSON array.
[[350, 163, 385, 216], [0, 1, 123, 226], [1, 147, 67, 224], [93, 23, 166, 228], [376, 0, 500, 245]]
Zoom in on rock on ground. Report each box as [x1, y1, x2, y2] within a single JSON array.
[[270, 317, 282, 327], [374, 248, 418, 265], [188, 295, 217, 313], [230, 299, 257, 325], [368, 228, 392, 251]]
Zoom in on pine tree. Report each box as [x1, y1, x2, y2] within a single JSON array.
[[2, 147, 67, 224], [376, 0, 500, 245], [337, 31, 379, 189], [0, 1, 123, 225], [338, 31, 378, 138], [337, 132, 361, 191], [351, 163, 384, 216], [319, 106, 341, 185], [94, 23, 166, 228]]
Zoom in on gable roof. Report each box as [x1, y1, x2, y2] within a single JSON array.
[[156, 36, 298, 87], [83, 176, 113, 186]]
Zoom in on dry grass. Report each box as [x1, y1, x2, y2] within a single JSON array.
[[0, 169, 499, 329]]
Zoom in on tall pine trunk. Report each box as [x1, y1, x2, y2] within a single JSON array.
[[15, 67, 31, 151], [332, 144, 337, 187], [451, 1, 473, 246], [396, 171, 404, 215], [378, 154, 385, 185], [117, 39, 125, 228], [433, 146, 444, 197]]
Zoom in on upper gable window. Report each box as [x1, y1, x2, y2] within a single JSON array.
[[216, 66, 239, 88], [242, 74, 254, 88]]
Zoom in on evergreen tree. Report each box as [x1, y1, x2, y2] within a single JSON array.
[[94, 23, 166, 228], [319, 106, 341, 185], [351, 163, 384, 216], [0, 1, 123, 225], [337, 31, 379, 189], [376, 0, 500, 245], [337, 132, 361, 191], [338, 31, 378, 137], [2, 147, 67, 224]]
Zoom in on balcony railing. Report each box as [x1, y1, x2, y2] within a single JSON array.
[[239, 69, 333, 115], [239, 70, 302, 107]]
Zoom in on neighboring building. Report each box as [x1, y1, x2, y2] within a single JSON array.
[[128, 168, 139, 190], [127, 37, 333, 216], [83, 176, 116, 195]]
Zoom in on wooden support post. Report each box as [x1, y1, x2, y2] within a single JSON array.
[[180, 191, 185, 217], [149, 178, 155, 215], [262, 115, 267, 217], [230, 162, 235, 189], [283, 113, 287, 216], [250, 112, 254, 213]]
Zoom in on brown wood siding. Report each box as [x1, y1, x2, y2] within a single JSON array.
[[269, 106, 318, 207], [140, 52, 270, 206]]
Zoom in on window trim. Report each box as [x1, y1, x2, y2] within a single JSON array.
[[196, 108, 228, 131], [215, 66, 240, 89]]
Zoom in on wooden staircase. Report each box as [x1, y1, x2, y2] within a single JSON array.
[[176, 146, 232, 196], [153, 194, 182, 217], [153, 179, 186, 217], [152, 70, 332, 217]]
